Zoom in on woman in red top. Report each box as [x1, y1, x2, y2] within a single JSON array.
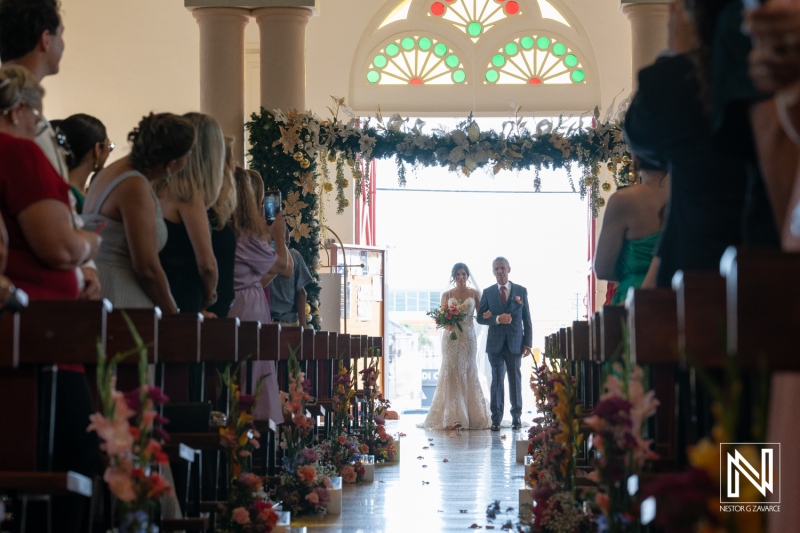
[[0, 66, 100, 298], [0, 65, 101, 533]]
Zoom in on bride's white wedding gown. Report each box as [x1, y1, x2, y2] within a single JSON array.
[[423, 297, 491, 430]]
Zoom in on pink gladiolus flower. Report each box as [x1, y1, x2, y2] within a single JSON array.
[[322, 476, 332, 488], [360, 444, 369, 454], [305, 492, 319, 504], [232, 506, 251, 524], [337, 435, 347, 445], [104, 466, 136, 502]]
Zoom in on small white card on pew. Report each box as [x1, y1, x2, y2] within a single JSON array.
[[362, 454, 375, 482], [271, 512, 291, 533], [327, 476, 342, 515]]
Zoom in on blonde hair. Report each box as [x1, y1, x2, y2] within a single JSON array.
[[154, 112, 225, 208], [210, 135, 237, 229], [0, 65, 43, 113], [231, 167, 267, 238]]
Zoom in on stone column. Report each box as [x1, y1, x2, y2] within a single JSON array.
[[252, 7, 313, 113], [192, 7, 250, 165], [621, 2, 670, 88]]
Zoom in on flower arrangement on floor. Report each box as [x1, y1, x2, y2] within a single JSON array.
[[218, 363, 280, 533], [315, 434, 367, 484], [584, 361, 659, 533], [272, 346, 333, 516], [426, 298, 470, 340], [358, 351, 397, 463], [525, 356, 591, 533], [87, 314, 172, 533]]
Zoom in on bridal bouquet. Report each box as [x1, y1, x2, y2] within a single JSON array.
[[426, 299, 469, 340]]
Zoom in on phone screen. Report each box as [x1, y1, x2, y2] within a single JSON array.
[[264, 191, 281, 224]]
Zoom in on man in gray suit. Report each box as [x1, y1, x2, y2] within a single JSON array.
[[476, 257, 532, 431]]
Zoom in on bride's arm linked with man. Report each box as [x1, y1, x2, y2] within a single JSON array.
[[476, 257, 533, 431]]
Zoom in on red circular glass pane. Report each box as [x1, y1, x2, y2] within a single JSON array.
[[430, 2, 446, 16], [410, 77, 424, 85], [528, 77, 542, 84], [505, 1, 520, 14]]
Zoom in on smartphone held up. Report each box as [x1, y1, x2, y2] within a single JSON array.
[[264, 190, 282, 225]]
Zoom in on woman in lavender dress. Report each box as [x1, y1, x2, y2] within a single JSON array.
[[229, 167, 290, 422]]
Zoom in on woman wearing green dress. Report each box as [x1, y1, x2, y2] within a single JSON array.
[[594, 158, 669, 305]]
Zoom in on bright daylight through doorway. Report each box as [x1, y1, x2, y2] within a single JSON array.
[[375, 117, 590, 419]]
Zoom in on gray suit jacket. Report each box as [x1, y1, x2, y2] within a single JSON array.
[[476, 283, 532, 355]]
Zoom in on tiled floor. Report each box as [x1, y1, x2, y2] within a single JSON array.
[[290, 414, 529, 532]]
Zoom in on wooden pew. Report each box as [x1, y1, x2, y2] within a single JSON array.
[[721, 247, 800, 370], [0, 301, 104, 531], [626, 288, 682, 470], [571, 321, 592, 411], [600, 305, 626, 362], [105, 308, 160, 394]]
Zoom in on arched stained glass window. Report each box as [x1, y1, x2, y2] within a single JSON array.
[[484, 35, 585, 84], [429, 0, 521, 41], [366, 36, 467, 85]]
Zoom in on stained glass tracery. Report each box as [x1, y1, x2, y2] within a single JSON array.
[[484, 35, 585, 84], [429, 0, 521, 41], [367, 36, 467, 85]]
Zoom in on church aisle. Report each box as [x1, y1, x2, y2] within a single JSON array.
[[291, 414, 527, 532]]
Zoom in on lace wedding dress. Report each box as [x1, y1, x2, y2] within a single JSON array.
[[423, 296, 491, 430]]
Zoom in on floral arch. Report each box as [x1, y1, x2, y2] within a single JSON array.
[[349, 0, 600, 115]]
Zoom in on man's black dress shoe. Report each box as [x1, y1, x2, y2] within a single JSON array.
[[511, 421, 522, 430], [490, 424, 500, 431]]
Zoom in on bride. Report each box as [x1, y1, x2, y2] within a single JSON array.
[[423, 262, 491, 430]]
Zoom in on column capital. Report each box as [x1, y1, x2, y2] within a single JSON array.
[[185, 0, 317, 15], [191, 6, 251, 22], [621, 0, 668, 5]]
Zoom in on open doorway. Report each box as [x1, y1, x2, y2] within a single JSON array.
[[376, 117, 590, 418]]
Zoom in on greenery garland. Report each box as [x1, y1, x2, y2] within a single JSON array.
[[247, 110, 323, 330], [246, 98, 635, 330]]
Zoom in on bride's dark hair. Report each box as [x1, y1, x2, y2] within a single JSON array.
[[450, 262, 471, 284]]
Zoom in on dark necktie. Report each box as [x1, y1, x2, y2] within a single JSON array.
[[500, 285, 507, 304]]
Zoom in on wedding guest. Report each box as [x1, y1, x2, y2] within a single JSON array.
[[623, 0, 758, 287], [594, 157, 669, 305], [0, 0, 102, 301], [230, 167, 290, 423], [0, 64, 100, 533], [50, 114, 113, 213], [83, 113, 194, 314], [206, 136, 238, 318], [0, 214, 12, 308], [154, 112, 223, 315], [746, 2, 800, 249], [268, 227, 313, 327]]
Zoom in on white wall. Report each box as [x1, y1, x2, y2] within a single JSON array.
[[44, 1, 201, 160]]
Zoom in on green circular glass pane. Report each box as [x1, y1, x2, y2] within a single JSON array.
[[386, 43, 399, 57], [520, 36, 534, 49], [401, 37, 415, 50], [434, 43, 448, 57], [373, 55, 387, 68], [445, 54, 459, 68], [452, 70, 466, 83], [419, 37, 432, 51], [552, 43, 566, 56], [537, 36, 550, 49], [504, 42, 519, 56], [367, 70, 380, 83], [565, 54, 578, 67], [492, 54, 506, 67], [571, 69, 585, 82], [485, 69, 499, 83], [467, 22, 482, 36]]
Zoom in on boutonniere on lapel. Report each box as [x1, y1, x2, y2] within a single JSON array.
[[514, 295, 523, 305]]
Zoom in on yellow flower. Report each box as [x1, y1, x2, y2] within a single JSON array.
[[688, 438, 719, 480]]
